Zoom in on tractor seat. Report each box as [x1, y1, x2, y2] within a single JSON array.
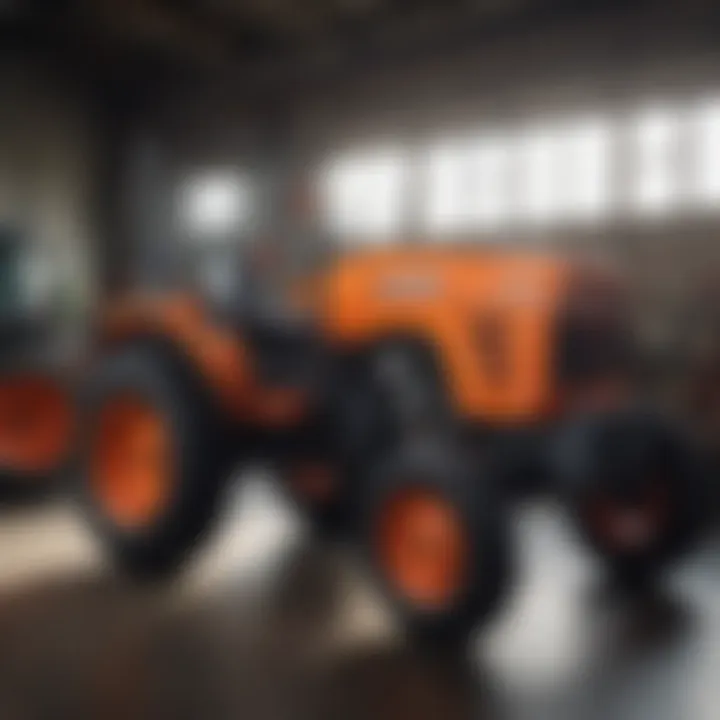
[[238, 303, 324, 388], [205, 262, 325, 388]]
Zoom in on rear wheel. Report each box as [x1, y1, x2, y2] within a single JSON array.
[[557, 409, 707, 587], [80, 342, 232, 580], [361, 441, 511, 649]]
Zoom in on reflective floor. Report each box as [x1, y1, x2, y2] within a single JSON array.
[[0, 475, 718, 720]]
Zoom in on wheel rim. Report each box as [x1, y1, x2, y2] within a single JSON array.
[[90, 396, 172, 529], [376, 487, 467, 609], [0, 376, 73, 474], [585, 482, 671, 553]]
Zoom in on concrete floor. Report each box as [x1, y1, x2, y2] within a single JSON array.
[[0, 474, 718, 720]]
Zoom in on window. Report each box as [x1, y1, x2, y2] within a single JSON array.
[[630, 107, 681, 216], [516, 118, 612, 226], [319, 92, 720, 240], [472, 137, 512, 228], [557, 118, 611, 222], [320, 148, 407, 240], [694, 97, 720, 206], [425, 119, 611, 231], [424, 140, 469, 233], [424, 135, 511, 233], [516, 125, 559, 225], [179, 171, 253, 239]]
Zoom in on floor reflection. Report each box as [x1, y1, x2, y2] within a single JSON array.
[[0, 491, 716, 720]]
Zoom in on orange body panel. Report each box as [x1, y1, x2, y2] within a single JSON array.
[[315, 248, 574, 424], [99, 293, 308, 426], [100, 248, 608, 429], [0, 374, 73, 474]]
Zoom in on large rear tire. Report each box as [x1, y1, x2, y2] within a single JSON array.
[[361, 440, 511, 649], [79, 341, 233, 581], [555, 408, 707, 587]]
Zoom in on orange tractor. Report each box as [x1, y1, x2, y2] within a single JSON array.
[[77, 246, 707, 645], [0, 228, 75, 495]]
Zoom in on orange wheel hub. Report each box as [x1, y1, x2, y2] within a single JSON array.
[[376, 488, 468, 609], [0, 375, 73, 475], [90, 396, 172, 529]]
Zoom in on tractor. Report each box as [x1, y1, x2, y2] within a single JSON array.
[[77, 245, 707, 646], [0, 226, 75, 495]]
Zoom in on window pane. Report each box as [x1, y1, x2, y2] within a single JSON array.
[[320, 149, 406, 240], [515, 120, 611, 226], [468, 136, 511, 229], [694, 97, 720, 206], [516, 125, 558, 225], [425, 135, 510, 233], [179, 171, 252, 239], [424, 142, 463, 233], [631, 107, 680, 216], [558, 119, 611, 221]]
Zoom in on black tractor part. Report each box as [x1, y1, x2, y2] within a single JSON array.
[[276, 339, 452, 540], [78, 339, 234, 580], [360, 438, 512, 649], [552, 407, 708, 586]]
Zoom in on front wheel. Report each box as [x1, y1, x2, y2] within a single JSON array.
[[79, 342, 233, 580], [360, 440, 511, 649]]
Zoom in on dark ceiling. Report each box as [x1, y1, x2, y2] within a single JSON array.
[[2, 0, 630, 74], [1, 0, 712, 110]]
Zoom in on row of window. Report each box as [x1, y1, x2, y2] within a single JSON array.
[[179, 96, 720, 241], [321, 98, 720, 238]]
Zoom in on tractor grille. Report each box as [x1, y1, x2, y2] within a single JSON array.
[[476, 313, 510, 385]]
